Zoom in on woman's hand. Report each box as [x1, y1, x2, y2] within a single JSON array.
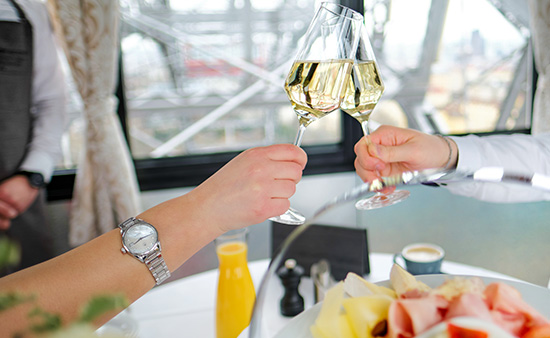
[[354, 125, 457, 184], [189, 144, 307, 232]]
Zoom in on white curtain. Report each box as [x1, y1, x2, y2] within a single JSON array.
[[47, 0, 141, 246], [528, 0, 550, 135]]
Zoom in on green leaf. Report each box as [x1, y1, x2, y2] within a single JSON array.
[[28, 306, 63, 333], [0, 292, 34, 312], [78, 294, 129, 323], [0, 237, 21, 269]]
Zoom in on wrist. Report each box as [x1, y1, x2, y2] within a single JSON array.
[[447, 137, 458, 169], [435, 135, 457, 170], [15, 171, 46, 189]]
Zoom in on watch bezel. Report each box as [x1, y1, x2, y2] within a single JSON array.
[[121, 220, 160, 261]]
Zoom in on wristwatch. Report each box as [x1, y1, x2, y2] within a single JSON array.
[[17, 171, 46, 188], [119, 217, 171, 285]]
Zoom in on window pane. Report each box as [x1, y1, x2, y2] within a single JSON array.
[[120, 0, 342, 160], [364, 0, 531, 134]]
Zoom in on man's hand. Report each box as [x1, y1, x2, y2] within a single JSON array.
[[0, 175, 40, 230]]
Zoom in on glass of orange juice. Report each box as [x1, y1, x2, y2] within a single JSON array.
[[216, 228, 256, 338]]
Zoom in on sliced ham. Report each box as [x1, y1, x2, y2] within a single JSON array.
[[445, 293, 494, 322], [484, 283, 550, 337], [387, 295, 449, 338]]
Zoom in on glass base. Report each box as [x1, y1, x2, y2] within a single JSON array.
[[355, 189, 410, 210], [269, 207, 306, 225]]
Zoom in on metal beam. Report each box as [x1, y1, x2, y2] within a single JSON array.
[[121, 11, 286, 87], [391, 0, 450, 132], [495, 44, 530, 129], [149, 61, 290, 158]]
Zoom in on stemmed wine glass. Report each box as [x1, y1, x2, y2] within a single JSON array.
[[340, 23, 410, 210], [269, 2, 364, 225]]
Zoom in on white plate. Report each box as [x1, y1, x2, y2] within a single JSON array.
[[271, 275, 550, 338]]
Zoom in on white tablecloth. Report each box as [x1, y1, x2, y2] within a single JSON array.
[[99, 253, 517, 338]]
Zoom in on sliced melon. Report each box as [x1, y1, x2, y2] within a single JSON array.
[[344, 272, 397, 299], [342, 294, 393, 338]]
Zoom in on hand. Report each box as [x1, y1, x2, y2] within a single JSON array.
[[354, 125, 457, 184], [0, 175, 40, 230], [190, 144, 307, 233]]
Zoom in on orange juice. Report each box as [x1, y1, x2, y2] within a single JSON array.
[[216, 241, 255, 338]]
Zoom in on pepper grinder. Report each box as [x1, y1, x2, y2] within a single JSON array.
[[277, 258, 305, 317]]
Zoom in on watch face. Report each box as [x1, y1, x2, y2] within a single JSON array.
[[123, 223, 158, 255], [29, 173, 45, 187]]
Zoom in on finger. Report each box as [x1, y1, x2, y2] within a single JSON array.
[[354, 158, 384, 183], [264, 144, 307, 168], [368, 141, 417, 165], [0, 199, 18, 219], [270, 162, 304, 183], [268, 179, 298, 199], [265, 198, 291, 219], [369, 125, 412, 146], [354, 139, 385, 172]]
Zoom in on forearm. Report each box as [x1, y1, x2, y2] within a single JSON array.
[[0, 143, 307, 335], [0, 192, 224, 335]]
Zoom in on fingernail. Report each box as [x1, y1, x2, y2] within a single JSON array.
[[369, 143, 382, 157]]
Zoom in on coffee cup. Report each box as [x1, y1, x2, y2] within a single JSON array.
[[393, 243, 445, 275]]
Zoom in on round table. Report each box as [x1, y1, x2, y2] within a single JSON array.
[[98, 253, 518, 338]]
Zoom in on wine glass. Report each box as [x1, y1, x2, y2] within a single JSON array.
[[340, 23, 410, 210], [269, 2, 364, 225]]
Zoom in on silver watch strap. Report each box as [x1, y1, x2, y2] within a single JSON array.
[[144, 251, 171, 285], [119, 217, 171, 285], [119, 217, 138, 232]]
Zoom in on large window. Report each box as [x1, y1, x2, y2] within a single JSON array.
[[115, 0, 361, 193], [363, 0, 532, 134], [48, 0, 533, 200], [120, 0, 346, 160]]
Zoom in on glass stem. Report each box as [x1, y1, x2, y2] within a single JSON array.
[[362, 118, 381, 194], [294, 124, 307, 147], [361, 119, 370, 140]]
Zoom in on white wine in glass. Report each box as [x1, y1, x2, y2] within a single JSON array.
[[341, 26, 410, 210], [269, 2, 363, 225], [285, 59, 354, 144], [341, 60, 383, 133]]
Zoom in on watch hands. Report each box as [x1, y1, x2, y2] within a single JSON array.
[[131, 236, 148, 246]]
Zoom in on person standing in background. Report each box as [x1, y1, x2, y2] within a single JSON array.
[[0, 0, 66, 274]]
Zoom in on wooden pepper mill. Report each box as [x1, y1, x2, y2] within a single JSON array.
[[277, 258, 305, 317]]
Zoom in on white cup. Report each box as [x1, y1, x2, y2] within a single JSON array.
[[393, 243, 445, 275]]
